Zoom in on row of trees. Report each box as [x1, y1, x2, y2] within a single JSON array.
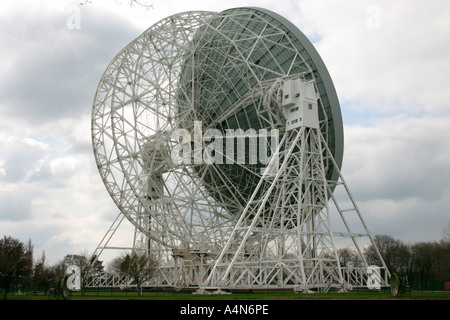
[[0, 235, 157, 299], [2, 233, 450, 298], [365, 234, 450, 290], [0, 236, 33, 299], [337, 234, 450, 290]]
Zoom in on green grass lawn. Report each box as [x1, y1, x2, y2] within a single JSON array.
[[6, 289, 450, 300]]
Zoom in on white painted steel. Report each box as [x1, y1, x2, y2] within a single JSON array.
[[89, 9, 389, 291]]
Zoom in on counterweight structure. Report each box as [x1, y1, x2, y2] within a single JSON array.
[[89, 7, 389, 291]]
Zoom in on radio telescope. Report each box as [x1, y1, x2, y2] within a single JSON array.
[[91, 7, 389, 292]]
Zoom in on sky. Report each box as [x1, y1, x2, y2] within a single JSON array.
[[0, 0, 449, 266]]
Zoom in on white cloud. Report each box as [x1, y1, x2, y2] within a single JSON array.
[[343, 116, 450, 201], [0, 136, 50, 183], [0, 0, 140, 125], [288, 0, 450, 243], [49, 157, 79, 179], [340, 115, 450, 242], [0, 0, 449, 265], [292, 0, 450, 120]]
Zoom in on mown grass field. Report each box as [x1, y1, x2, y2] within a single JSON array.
[[6, 289, 450, 300]]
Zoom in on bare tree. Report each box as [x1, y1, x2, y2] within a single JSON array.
[[32, 251, 54, 294], [114, 252, 157, 296], [338, 247, 363, 267], [442, 221, 450, 243], [364, 234, 410, 274]]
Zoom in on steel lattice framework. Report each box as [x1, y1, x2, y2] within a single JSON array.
[[90, 8, 389, 292]]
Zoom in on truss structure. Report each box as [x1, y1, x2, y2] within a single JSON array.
[[90, 8, 389, 292], [201, 126, 389, 292]]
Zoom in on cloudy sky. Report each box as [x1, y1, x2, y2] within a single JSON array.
[[1, 0, 449, 265]]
